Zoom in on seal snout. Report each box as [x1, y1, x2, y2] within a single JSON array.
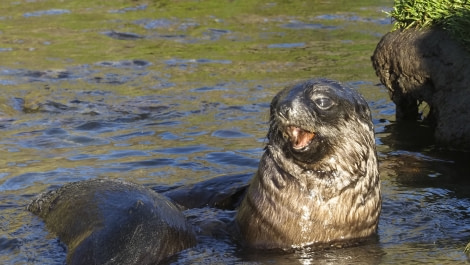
[[276, 95, 315, 151]]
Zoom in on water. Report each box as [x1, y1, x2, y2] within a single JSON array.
[[0, 0, 469, 264]]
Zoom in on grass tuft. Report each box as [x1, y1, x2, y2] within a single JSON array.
[[387, 0, 470, 50]]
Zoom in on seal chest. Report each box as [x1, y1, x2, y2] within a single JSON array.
[[235, 78, 381, 249]]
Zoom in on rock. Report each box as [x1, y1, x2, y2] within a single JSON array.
[[371, 28, 470, 150]]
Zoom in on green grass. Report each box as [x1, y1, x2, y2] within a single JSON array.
[[388, 0, 470, 50]]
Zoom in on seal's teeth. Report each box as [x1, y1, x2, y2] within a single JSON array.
[[291, 127, 300, 138], [287, 126, 315, 150]]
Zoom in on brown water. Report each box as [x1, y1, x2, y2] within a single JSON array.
[[0, 0, 469, 264]]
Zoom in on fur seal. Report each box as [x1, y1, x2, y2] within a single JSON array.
[[27, 179, 196, 265], [235, 78, 381, 249], [27, 78, 380, 263]]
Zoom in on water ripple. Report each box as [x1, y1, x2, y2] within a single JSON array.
[[23, 9, 70, 18]]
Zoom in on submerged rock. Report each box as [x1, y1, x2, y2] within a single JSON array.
[[372, 28, 470, 151]]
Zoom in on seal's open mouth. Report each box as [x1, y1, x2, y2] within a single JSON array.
[[286, 126, 315, 150]]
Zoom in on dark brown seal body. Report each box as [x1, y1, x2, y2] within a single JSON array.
[[27, 179, 196, 265], [236, 78, 381, 249]]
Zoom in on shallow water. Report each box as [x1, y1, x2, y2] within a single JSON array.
[[0, 0, 469, 264]]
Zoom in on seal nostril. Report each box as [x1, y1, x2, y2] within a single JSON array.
[[279, 104, 291, 119]]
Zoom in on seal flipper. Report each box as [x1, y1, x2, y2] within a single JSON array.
[[162, 173, 251, 210]]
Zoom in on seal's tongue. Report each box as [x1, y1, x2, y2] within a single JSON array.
[[287, 126, 315, 150]]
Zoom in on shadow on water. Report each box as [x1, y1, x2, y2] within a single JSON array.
[[376, 118, 470, 264], [380, 120, 470, 191]]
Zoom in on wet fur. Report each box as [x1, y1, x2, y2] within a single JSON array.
[[236, 79, 381, 249], [28, 179, 196, 265]]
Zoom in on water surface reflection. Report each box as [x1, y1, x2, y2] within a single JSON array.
[[0, 0, 469, 264]]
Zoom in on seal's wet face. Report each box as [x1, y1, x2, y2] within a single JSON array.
[[268, 79, 373, 165], [236, 78, 381, 250]]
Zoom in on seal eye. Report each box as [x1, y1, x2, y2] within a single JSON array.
[[314, 97, 333, 110]]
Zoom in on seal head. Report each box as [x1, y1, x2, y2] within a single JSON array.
[[236, 78, 381, 249]]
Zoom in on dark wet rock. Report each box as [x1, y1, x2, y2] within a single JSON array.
[[27, 179, 196, 265], [372, 28, 470, 151]]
